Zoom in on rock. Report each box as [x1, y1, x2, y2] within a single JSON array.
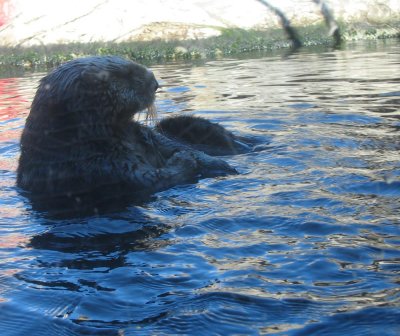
[[0, 0, 399, 47]]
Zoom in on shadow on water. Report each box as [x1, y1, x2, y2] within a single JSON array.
[[28, 209, 173, 256], [0, 39, 400, 335]]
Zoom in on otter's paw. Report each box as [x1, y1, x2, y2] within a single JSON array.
[[166, 151, 199, 171], [191, 151, 238, 177]]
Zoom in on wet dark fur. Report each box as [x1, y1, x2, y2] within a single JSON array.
[[156, 115, 250, 156], [17, 56, 236, 216]]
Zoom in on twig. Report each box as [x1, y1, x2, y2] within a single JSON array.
[[256, 0, 302, 50], [312, 0, 342, 48]]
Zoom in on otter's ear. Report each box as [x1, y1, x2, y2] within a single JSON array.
[[80, 66, 110, 85]]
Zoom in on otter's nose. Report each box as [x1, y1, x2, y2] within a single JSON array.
[[147, 70, 159, 92], [154, 80, 160, 92]]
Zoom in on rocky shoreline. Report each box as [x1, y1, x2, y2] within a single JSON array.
[[0, 0, 399, 69]]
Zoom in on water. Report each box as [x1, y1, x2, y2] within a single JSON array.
[[1, 40, 399, 335]]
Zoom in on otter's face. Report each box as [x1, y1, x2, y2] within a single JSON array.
[[35, 56, 159, 124], [104, 58, 159, 121]]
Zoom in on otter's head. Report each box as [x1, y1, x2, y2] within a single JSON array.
[[31, 56, 159, 126]]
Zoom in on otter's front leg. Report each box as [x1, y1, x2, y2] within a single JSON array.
[[126, 150, 201, 193], [150, 129, 238, 177], [127, 149, 236, 196]]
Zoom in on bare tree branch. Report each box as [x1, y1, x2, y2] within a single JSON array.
[[312, 0, 342, 47], [255, 0, 302, 50]]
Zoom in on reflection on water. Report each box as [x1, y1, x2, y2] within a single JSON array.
[[0, 40, 399, 335]]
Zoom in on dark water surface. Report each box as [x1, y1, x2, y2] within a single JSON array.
[[1, 40, 399, 335]]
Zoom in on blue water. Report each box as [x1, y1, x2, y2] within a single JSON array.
[[0, 40, 399, 335]]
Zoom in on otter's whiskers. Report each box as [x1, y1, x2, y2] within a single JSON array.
[[146, 103, 158, 123]]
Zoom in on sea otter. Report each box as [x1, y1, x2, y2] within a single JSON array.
[[17, 56, 237, 215]]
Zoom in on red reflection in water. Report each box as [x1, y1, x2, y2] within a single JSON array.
[[0, 232, 29, 248], [0, 77, 31, 171], [0, 77, 30, 122]]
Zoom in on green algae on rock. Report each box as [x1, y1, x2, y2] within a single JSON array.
[[0, 22, 399, 72]]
